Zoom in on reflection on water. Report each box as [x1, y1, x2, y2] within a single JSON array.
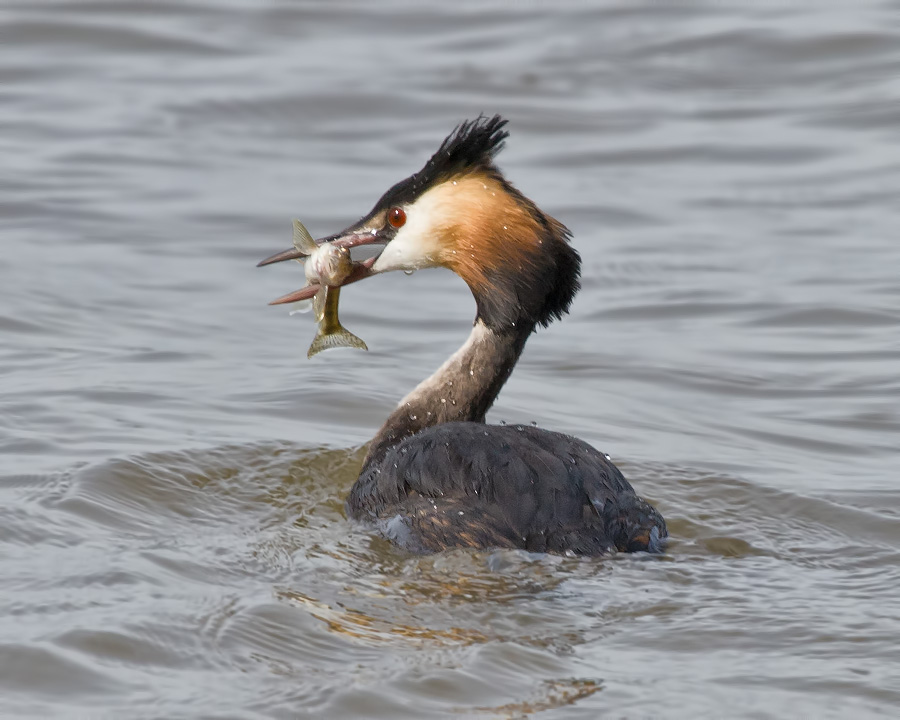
[[2, 1, 900, 717]]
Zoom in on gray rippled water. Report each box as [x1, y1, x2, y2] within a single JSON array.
[[2, 1, 899, 718]]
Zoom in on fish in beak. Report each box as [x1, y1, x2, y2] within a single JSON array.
[[257, 222, 389, 306], [258, 220, 384, 356]]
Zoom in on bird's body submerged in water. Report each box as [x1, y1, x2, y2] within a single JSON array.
[[260, 115, 666, 555]]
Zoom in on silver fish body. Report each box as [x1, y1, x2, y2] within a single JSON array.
[[292, 220, 368, 358]]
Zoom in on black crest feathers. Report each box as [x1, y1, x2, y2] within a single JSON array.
[[374, 115, 509, 210]]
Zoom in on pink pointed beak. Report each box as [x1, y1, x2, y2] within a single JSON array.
[[257, 231, 385, 305], [265, 256, 378, 305]]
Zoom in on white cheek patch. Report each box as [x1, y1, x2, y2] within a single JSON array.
[[373, 227, 440, 272], [372, 190, 450, 273]]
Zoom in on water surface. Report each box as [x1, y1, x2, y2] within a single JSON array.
[[2, 2, 899, 717]]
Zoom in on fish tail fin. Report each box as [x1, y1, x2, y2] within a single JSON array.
[[292, 219, 319, 255], [307, 326, 368, 358]]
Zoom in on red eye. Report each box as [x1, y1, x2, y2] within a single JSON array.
[[388, 206, 406, 229]]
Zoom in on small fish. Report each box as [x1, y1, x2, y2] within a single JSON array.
[[292, 219, 368, 359]]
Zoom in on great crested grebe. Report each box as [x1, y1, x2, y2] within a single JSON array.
[[259, 115, 666, 555]]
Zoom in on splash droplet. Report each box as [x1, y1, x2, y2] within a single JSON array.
[[288, 300, 313, 315]]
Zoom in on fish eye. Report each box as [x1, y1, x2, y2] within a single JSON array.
[[388, 207, 406, 229]]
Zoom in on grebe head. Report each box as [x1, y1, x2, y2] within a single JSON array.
[[260, 115, 581, 331]]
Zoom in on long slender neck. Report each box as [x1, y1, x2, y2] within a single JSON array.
[[362, 319, 533, 471]]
